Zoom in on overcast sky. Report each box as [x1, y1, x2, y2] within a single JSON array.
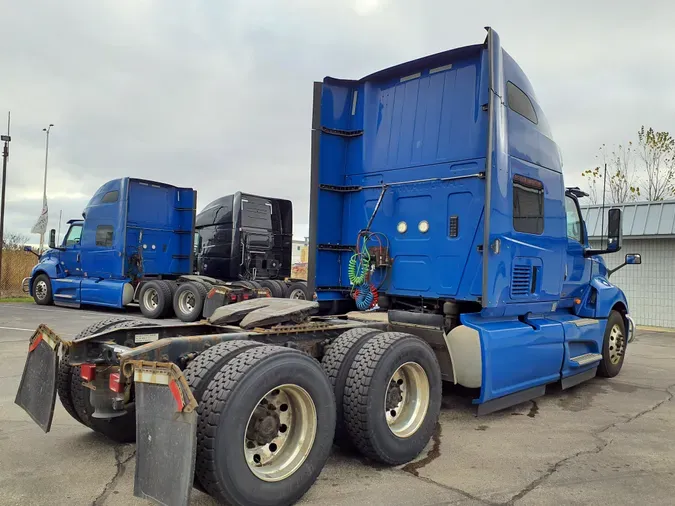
[[1, 0, 674, 243]]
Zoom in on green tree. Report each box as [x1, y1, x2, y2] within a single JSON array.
[[581, 143, 641, 205], [637, 126, 675, 201]]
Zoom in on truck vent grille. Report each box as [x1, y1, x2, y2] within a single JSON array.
[[449, 216, 459, 237], [511, 265, 532, 297]]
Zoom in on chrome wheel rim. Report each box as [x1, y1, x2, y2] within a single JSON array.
[[244, 384, 317, 482], [35, 280, 48, 300], [142, 288, 159, 310], [289, 288, 306, 300], [609, 324, 624, 365], [178, 289, 195, 314], [385, 362, 430, 438]]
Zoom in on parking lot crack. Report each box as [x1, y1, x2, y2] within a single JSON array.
[[92, 445, 136, 506], [507, 383, 675, 504]]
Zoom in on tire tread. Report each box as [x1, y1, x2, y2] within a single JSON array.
[[321, 327, 381, 442], [195, 345, 300, 499], [343, 332, 439, 464]]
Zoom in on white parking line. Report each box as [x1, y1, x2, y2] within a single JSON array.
[[0, 326, 34, 332]]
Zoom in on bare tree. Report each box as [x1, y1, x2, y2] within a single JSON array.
[[3, 233, 30, 251], [581, 143, 641, 204], [637, 126, 675, 201]]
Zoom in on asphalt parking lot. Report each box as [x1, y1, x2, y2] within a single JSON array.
[[2, 302, 675, 506]]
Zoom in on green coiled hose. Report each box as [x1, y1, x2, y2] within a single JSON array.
[[348, 236, 370, 286], [348, 253, 368, 285]]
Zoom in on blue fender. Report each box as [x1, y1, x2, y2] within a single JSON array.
[[585, 276, 628, 319], [28, 253, 61, 296]]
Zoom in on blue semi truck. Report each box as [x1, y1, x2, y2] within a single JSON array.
[[23, 179, 307, 321], [15, 28, 640, 506]]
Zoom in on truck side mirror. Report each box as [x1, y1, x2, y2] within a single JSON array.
[[607, 252, 642, 278], [625, 253, 641, 265], [48, 229, 56, 249], [606, 208, 622, 252]]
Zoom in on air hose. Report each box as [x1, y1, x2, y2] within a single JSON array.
[[348, 235, 370, 286], [354, 283, 379, 310], [348, 253, 368, 285]]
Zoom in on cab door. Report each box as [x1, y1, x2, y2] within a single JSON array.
[[561, 194, 590, 302], [52, 223, 83, 304]]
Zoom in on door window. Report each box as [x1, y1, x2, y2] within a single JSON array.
[[64, 224, 83, 247], [565, 196, 583, 243]]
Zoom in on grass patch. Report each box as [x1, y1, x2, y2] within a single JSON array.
[[0, 296, 34, 303]]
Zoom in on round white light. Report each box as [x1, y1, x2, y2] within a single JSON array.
[[418, 220, 430, 233], [397, 221, 408, 234]]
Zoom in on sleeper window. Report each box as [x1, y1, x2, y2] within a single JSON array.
[[101, 190, 119, 203], [506, 81, 538, 125], [513, 175, 544, 235], [95, 225, 114, 247]]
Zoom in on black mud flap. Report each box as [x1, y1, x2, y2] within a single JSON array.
[[14, 325, 62, 432], [130, 361, 198, 506]]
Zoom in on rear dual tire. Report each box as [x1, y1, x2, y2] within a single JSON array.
[[173, 282, 208, 322], [193, 345, 335, 506], [322, 329, 442, 465], [138, 280, 174, 319]]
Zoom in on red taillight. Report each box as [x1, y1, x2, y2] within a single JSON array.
[[169, 380, 185, 411], [230, 294, 238, 302], [80, 364, 96, 381], [109, 372, 123, 393], [207, 288, 216, 299], [242, 293, 250, 300]]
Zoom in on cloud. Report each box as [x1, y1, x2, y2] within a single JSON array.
[[1, 0, 673, 246]]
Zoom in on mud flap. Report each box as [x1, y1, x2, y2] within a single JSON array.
[[14, 325, 62, 432], [129, 361, 198, 506]]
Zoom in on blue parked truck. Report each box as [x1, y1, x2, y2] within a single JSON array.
[[24, 178, 306, 321], [15, 28, 640, 506]]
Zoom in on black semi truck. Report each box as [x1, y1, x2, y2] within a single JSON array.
[[161, 192, 310, 322]]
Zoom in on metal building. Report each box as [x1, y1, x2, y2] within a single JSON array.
[[582, 200, 675, 329]]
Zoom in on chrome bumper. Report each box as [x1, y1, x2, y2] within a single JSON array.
[[626, 314, 636, 343], [21, 277, 30, 294]]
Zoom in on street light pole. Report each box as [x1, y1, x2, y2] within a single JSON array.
[[0, 112, 11, 289], [39, 123, 53, 253]]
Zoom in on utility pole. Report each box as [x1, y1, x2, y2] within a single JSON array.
[[57, 209, 62, 244], [39, 123, 53, 253], [0, 112, 11, 288]]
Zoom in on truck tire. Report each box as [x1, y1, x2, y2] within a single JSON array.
[[257, 279, 283, 298], [286, 281, 311, 300], [138, 280, 172, 319], [195, 345, 336, 506], [184, 340, 263, 403], [165, 280, 178, 301], [62, 319, 157, 443], [173, 282, 208, 322], [321, 327, 382, 444], [32, 273, 53, 305], [184, 339, 264, 492], [597, 310, 627, 378], [342, 332, 442, 465], [272, 279, 290, 298], [57, 317, 139, 425]]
